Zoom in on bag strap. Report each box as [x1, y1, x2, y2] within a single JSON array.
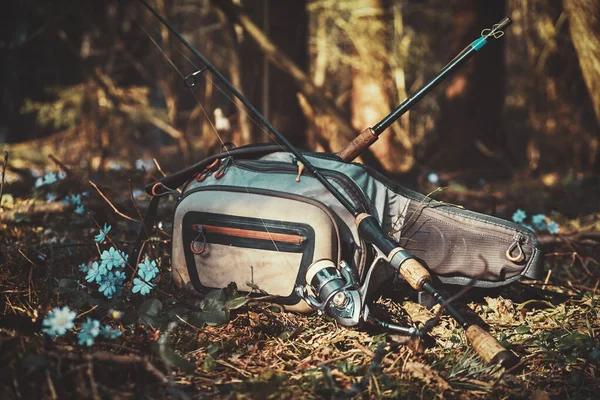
[[144, 144, 282, 195]]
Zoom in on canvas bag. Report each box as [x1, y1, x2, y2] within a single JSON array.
[[144, 144, 543, 311]]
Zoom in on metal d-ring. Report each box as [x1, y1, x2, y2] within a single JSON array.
[[506, 238, 525, 263], [184, 67, 209, 88]]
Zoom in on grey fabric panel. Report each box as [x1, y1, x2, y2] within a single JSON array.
[[398, 203, 530, 282], [258, 151, 542, 285]]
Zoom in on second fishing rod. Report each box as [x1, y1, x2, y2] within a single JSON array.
[[339, 17, 511, 162], [138, 0, 516, 367]]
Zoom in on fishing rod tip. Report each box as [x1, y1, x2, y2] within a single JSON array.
[[497, 16, 512, 30]]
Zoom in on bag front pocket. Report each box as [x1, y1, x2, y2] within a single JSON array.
[[183, 212, 314, 304], [172, 188, 340, 309]]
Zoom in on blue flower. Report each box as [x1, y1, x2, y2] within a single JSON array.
[[42, 306, 76, 336], [99, 325, 122, 339], [70, 194, 82, 205], [547, 221, 560, 234], [45, 192, 57, 203], [43, 172, 58, 186], [427, 172, 440, 185], [74, 204, 85, 215], [512, 209, 527, 224], [532, 214, 547, 231], [98, 270, 127, 299], [138, 259, 159, 281], [79, 263, 89, 273], [132, 277, 154, 295], [100, 247, 128, 271], [77, 318, 100, 347], [34, 177, 44, 189], [98, 272, 118, 299], [85, 261, 104, 283], [94, 224, 112, 243], [58, 170, 67, 180], [522, 224, 535, 232]]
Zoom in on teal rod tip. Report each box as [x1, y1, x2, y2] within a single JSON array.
[[471, 37, 487, 51]]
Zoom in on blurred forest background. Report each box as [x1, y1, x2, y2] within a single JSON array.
[[2, 0, 600, 179], [2, 1, 600, 398]]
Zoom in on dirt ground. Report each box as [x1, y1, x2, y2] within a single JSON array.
[[1, 159, 599, 399]]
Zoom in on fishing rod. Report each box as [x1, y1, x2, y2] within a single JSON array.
[[339, 17, 511, 162], [137, 0, 517, 367]]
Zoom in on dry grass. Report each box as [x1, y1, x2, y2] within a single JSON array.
[[1, 166, 599, 399]]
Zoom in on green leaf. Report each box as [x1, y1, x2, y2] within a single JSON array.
[[199, 289, 227, 312], [13, 213, 31, 223], [515, 325, 530, 334], [158, 344, 195, 375], [189, 310, 230, 327], [139, 298, 163, 316], [57, 278, 79, 294], [203, 354, 216, 372], [225, 295, 251, 310], [138, 298, 168, 327], [206, 343, 220, 356]]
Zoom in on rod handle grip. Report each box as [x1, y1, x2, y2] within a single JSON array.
[[338, 128, 378, 162], [465, 325, 518, 368], [397, 257, 432, 291]]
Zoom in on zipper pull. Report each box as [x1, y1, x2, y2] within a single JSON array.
[[215, 157, 232, 179], [295, 160, 305, 182], [190, 225, 207, 255], [506, 232, 525, 263]]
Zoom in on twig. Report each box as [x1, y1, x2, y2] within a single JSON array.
[[88, 180, 139, 222], [45, 370, 58, 400], [76, 305, 98, 319], [48, 153, 73, 177], [0, 151, 8, 210], [153, 158, 168, 178], [129, 179, 153, 274], [87, 361, 101, 400]]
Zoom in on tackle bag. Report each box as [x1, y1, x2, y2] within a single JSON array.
[[142, 144, 543, 312]]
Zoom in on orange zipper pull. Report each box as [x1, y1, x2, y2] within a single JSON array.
[[295, 161, 305, 182]]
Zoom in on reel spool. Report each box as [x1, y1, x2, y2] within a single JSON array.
[[295, 259, 366, 327], [295, 256, 428, 337]]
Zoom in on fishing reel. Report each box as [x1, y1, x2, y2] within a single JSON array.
[[295, 256, 426, 336], [295, 260, 366, 327]]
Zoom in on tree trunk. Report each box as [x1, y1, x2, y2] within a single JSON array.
[[563, 0, 600, 129], [349, 0, 409, 173], [505, 0, 599, 172]]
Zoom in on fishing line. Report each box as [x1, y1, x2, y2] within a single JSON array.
[[128, 5, 304, 280], [133, 5, 286, 148]]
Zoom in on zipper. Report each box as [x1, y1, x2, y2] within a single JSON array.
[[234, 159, 372, 214], [192, 224, 306, 244], [179, 186, 343, 267]]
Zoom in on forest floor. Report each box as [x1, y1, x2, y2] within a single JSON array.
[[0, 154, 599, 399]]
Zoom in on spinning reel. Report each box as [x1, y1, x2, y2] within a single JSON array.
[[295, 256, 425, 337]]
